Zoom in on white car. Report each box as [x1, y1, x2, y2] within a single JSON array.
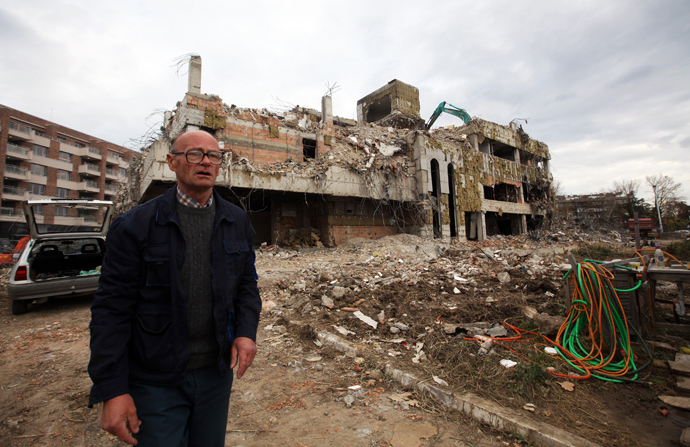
[[7, 199, 114, 315]]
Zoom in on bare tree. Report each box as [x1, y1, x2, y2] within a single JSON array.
[[613, 179, 640, 197], [551, 177, 564, 197], [611, 179, 650, 219], [645, 174, 682, 215]]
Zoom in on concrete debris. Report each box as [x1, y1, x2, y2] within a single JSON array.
[[394, 322, 410, 332], [500, 359, 518, 368], [321, 296, 334, 309], [497, 272, 511, 284], [432, 376, 449, 387], [353, 311, 378, 329], [534, 313, 566, 337]]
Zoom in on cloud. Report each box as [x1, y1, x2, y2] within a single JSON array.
[[1, 0, 689, 202]]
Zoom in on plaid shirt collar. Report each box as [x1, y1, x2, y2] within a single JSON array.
[[176, 186, 213, 208]]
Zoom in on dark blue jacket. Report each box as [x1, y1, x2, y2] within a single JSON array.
[[88, 186, 261, 406]]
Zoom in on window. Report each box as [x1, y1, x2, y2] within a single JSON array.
[[31, 164, 47, 176], [29, 184, 45, 196], [303, 138, 316, 159], [57, 136, 67, 144], [57, 169, 71, 181], [74, 142, 85, 148], [55, 206, 69, 217], [55, 187, 70, 199], [33, 205, 44, 215], [59, 151, 72, 163], [33, 144, 49, 157], [119, 168, 127, 177], [33, 129, 45, 137]]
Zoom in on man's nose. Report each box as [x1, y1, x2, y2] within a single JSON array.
[[198, 153, 213, 165]]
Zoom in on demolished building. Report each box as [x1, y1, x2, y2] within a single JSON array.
[[138, 56, 553, 247]]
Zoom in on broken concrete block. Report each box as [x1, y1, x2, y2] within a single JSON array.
[[535, 312, 565, 337], [321, 296, 334, 309], [331, 286, 348, 299], [290, 283, 307, 292], [497, 272, 511, 284], [486, 325, 508, 338], [675, 353, 690, 364], [659, 395, 690, 410], [443, 324, 458, 335], [681, 427, 690, 447], [353, 311, 378, 329], [677, 376, 690, 392], [394, 322, 410, 332], [669, 361, 690, 376], [522, 306, 539, 319]]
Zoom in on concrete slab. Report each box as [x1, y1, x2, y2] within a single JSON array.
[[659, 395, 690, 410], [669, 361, 690, 376], [677, 376, 690, 392], [680, 427, 690, 447]]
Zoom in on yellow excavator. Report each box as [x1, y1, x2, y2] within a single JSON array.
[[425, 101, 471, 130]]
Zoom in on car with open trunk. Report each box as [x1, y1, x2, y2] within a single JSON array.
[[7, 199, 114, 314]]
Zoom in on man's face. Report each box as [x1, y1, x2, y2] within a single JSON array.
[[166, 131, 221, 196]]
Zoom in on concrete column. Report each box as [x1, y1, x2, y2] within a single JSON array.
[[478, 212, 487, 241], [467, 134, 477, 151], [322, 95, 333, 125], [188, 56, 202, 95]]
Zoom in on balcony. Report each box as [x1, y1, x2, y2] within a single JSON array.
[[106, 153, 122, 166], [0, 207, 18, 216], [105, 167, 119, 180], [31, 132, 52, 148], [78, 163, 101, 177], [52, 215, 95, 227], [104, 183, 119, 196], [78, 179, 100, 193], [6, 143, 31, 160], [79, 146, 102, 161], [2, 185, 28, 201], [8, 122, 31, 140], [4, 164, 29, 180]]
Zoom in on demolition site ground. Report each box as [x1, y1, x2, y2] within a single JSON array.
[[1, 233, 689, 447]]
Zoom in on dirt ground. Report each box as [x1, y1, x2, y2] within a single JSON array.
[[1, 233, 689, 447]]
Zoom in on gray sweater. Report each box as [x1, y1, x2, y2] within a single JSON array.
[[177, 201, 219, 370]]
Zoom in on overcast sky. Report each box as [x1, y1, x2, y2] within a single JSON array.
[[2, 0, 689, 203]]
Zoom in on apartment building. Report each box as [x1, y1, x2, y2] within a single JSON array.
[[0, 105, 139, 242]]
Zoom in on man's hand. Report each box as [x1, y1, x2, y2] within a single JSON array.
[[101, 394, 141, 445], [230, 336, 257, 378]]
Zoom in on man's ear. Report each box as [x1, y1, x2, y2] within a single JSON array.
[[166, 153, 177, 172]]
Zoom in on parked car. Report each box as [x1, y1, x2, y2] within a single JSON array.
[[0, 236, 31, 266], [7, 199, 114, 315]]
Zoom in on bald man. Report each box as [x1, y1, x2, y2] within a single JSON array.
[[89, 130, 261, 446]]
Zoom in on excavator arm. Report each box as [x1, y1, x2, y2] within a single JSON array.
[[426, 101, 471, 130]]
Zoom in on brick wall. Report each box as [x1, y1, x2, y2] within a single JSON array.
[[331, 225, 397, 246], [184, 95, 333, 165]]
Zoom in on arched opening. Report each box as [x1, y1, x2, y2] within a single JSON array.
[[430, 159, 442, 239], [447, 164, 457, 238]]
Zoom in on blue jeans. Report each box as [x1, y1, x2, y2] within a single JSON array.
[[130, 365, 233, 447]]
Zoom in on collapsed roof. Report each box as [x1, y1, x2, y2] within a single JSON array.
[[136, 56, 553, 247]]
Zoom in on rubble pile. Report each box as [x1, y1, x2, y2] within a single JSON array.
[[253, 230, 687, 447], [257, 232, 573, 348]]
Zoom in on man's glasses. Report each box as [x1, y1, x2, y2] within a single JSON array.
[[171, 149, 224, 165]]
